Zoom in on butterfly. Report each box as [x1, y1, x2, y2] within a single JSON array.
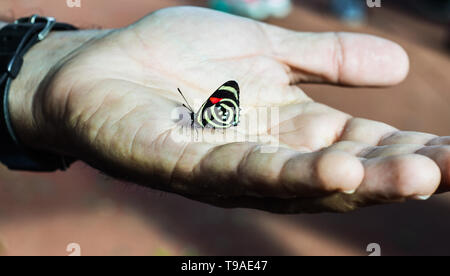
[[177, 81, 240, 129]]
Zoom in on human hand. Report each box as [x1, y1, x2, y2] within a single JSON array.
[[9, 7, 449, 213]]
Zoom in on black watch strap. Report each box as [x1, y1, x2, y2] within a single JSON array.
[[0, 15, 78, 171]]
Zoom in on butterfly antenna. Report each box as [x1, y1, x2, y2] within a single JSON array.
[[177, 88, 194, 112]]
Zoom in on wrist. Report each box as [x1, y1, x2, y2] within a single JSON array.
[[8, 28, 106, 154]]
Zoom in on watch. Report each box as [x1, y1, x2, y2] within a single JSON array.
[[0, 15, 78, 171]]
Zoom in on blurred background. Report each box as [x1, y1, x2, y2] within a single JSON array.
[[0, 0, 449, 256]]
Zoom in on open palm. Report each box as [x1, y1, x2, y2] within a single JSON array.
[[39, 7, 449, 213]]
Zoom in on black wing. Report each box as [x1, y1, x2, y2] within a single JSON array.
[[195, 81, 240, 128]]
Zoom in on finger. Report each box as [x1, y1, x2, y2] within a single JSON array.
[[355, 154, 441, 201], [359, 144, 424, 159], [416, 146, 450, 191], [379, 131, 437, 146], [332, 140, 447, 194], [326, 141, 371, 156], [338, 121, 444, 155], [186, 153, 441, 214], [426, 136, 450, 146], [262, 25, 409, 86], [169, 142, 364, 198], [326, 140, 450, 193], [339, 118, 398, 145]]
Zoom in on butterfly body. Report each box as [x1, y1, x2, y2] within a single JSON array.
[[179, 81, 240, 129]]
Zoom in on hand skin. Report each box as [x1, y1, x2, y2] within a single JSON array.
[[7, 7, 450, 213]]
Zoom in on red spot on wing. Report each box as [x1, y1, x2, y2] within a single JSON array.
[[209, 97, 222, 104]]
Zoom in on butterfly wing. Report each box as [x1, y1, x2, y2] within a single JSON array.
[[194, 81, 240, 129]]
